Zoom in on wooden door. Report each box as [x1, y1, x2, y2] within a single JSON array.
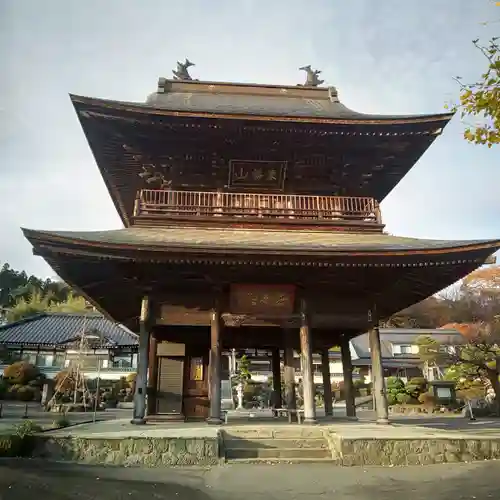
[[183, 352, 209, 420], [156, 356, 184, 415]]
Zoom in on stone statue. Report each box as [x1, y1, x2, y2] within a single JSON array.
[[299, 65, 324, 87], [236, 382, 244, 410], [172, 58, 195, 80]]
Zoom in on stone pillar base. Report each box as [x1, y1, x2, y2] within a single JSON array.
[[130, 418, 147, 425], [303, 418, 318, 425], [376, 417, 390, 425], [206, 417, 224, 425]]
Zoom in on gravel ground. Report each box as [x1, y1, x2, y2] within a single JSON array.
[[0, 459, 499, 500]]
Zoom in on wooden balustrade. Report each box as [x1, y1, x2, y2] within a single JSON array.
[[134, 189, 382, 224]]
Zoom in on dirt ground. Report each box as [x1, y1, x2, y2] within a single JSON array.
[[0, 459, 499, 500]]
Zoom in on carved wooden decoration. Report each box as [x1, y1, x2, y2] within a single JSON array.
[[229, 284, 295, 315]]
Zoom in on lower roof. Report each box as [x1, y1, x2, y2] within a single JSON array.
[[21, 226, 500, 257], [21, 226, 500, 329], [0, 312, 138, 347]]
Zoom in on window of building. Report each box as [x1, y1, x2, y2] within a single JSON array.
[[394, 344, 413, 355], [36, 353, 55, 367]]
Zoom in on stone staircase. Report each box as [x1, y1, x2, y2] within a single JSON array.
[[222, 427, 335, 463]]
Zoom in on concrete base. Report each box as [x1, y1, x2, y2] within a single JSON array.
[[376, 418, 390, 425], [30, 418, 500, 467]]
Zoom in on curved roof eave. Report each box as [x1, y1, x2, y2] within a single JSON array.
[[69, 93, 455, 126], [21, 227, 500, 259]]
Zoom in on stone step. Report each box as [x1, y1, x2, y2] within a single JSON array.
[[227, 457, 337, 464], [223, 428, 325, 440], [225, 447, 331, 460], [224, 438, 328, 449]]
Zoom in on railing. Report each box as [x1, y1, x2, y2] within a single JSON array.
[[134, 189, 382, 224]]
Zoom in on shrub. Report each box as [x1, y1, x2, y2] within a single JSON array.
[[396, 393, 411, 404], [3, 362, 40, 385], [386, 378, 407, 403], [53, 416, 71, 429], [387, 393, 397, 406], [54, 370, 76, 392], [114, 377, 129, 392], [0, 380, 7, 399], [386, 377, 405, 391], [126, 372, 137, 386], [14, 419, 42, 438], [418, 392, 436, 406], [28, 373, 47, 388], [16, 385, 35, 402], [406, 377, 428, 399], [6, 384, 22, 399]]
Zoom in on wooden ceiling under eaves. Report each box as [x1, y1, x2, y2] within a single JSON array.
[[39, 247, 489, 331], [71, 94, 453, 227]]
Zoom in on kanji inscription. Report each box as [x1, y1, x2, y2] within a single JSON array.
[[230, 285, 295, 315], [229, 160, 286, 190]]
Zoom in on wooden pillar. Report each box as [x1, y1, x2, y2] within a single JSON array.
[[320, 347, 333, 417], [146, 332, 158, 416], [271, 347, 282, 408], [340, 335, 356, 419], [283, 339, 297, 413], [299, 298, 317, 424], [132, 295, 151, 425], [207, 300, 223, 424], [368, 312, 389, 425]]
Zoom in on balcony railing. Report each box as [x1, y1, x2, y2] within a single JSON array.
[[134, 189, 382, 224]]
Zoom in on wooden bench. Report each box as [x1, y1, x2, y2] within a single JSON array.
[[272, 408, 305, 424]]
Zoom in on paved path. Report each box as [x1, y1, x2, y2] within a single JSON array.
[[0, 406, 129, 433], [0, 459, 499, 499]]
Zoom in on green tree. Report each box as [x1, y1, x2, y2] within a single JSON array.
[[449, 323, 500, 414], [233, 355, 251, 385], [4, 291, 50, 323], [48, 293, 88, 313], [449, 37, 499, 147], [0, 262, 75, 314], [415, 335, 448, 379], [387, 265, 500, 412], [5, 291, 89, 323]]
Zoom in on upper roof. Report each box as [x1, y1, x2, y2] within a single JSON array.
[[0, 312, 138, 347], [143, 79, 453, 122], [22, 226, 500, 257], [70, 78, 454, 225]]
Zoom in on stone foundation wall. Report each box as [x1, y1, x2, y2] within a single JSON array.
[[330, 436, 500, 466], [35, 436, 221, 466]]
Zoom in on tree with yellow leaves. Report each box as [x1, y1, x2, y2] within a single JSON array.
[[449, 37, 499, 147]]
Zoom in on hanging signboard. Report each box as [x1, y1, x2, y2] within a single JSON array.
[[228, 160, 287, 190], [230, 284, 295, 315]]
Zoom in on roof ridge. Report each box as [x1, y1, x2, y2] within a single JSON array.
[[0, 312, 49, 330], [43, 311, 103, 317], [0, 311, 105, 331]]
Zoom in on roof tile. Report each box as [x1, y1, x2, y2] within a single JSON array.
[[0, 313, 138, 347], [23, 227, 500, 255]]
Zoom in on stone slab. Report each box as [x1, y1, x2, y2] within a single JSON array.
[[30, 419, 500, 467], [43, 418, 219, 439]]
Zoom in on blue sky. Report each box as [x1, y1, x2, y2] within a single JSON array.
[[1, 0, 499, 278]]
